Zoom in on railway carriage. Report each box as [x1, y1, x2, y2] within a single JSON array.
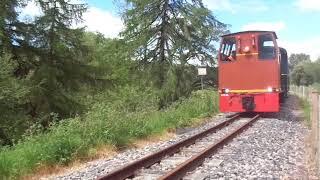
[[218, 31, 289, 112]]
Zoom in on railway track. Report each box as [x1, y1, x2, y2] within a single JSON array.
[[98, 113, 260, 180]]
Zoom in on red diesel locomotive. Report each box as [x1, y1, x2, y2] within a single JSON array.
[[218, 31, 289, 112]]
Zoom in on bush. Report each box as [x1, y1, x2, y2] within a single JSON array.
[[0, 90, 218, 179]]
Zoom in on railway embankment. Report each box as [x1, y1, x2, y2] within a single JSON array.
[[44, 95, 315, 179], [0, 90, 218, 179]]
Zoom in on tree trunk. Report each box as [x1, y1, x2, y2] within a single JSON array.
[[158, 0, 169, 88]]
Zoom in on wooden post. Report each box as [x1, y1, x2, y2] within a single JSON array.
[[311, 91, 319, 173], [318, 94, 320, 175]]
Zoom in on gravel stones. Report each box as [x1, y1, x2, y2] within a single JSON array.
[[185, 117, 308, 179], [43, 113, 235, 180]]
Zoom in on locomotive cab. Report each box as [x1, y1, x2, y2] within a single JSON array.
[[218, 31, 288, 112]]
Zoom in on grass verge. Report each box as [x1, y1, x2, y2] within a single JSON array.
[[0, 90, 218, 179], [299, 97, 311, 128]]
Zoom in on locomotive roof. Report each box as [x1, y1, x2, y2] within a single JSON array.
[[221, 31, 278, 39]]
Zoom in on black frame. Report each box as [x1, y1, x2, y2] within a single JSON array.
[[220, 37, 236, 62], [258, 33, 276, 60]]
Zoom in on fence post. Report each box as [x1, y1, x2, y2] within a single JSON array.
[[318, 93, 320, 176], [311, 91, 319, 173]]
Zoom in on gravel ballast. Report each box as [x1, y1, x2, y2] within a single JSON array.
[[43, 95, 312, 179], [44, 113, 235, 180], [185, 117, 308, 179]]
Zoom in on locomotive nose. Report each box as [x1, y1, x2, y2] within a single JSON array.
[[242, 96, 256, 111]]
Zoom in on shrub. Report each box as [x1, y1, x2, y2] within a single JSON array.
[[0, 90, 218, 179]]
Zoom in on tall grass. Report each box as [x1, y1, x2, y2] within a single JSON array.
[[0, 90, 218, 179], [313, 83, 320, 92], [299, 97, 311, 128]]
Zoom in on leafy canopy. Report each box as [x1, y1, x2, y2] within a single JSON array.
[[289, 53, 311, 71]]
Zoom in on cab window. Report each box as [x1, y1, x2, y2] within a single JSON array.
[[220, 37, 236, 62], [258, 34, 275, 60]]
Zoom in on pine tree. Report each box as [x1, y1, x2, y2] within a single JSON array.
[[0, 0, 34, 144], [0, 0, 110, 141], [0, 53, 31, 145], [26, 0, 91, 123], [121, 0, 227, 106], [0, 0, 33, 77], [0, 0, 18, 52]]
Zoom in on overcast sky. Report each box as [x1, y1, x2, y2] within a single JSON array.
[[22, 0, 320, 60]]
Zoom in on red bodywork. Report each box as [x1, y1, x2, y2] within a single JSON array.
[[218, 31, 281, 112]]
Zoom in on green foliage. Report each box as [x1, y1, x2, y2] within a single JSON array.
[[121, 0, 227, 66], [291, 65, 313, 86], [315, 57, 320, 64], [0, 0, 224, 145], [0, 54, 31, 145], [0, 0, 115, 142], [0, 90, 218, 179], [0, 0, 36, 144], [28, 0, 91, 119], [159, 65, 198, 106], [299, 97, 311, 127], [313, 83, 320, 92], [291, 59, 320, 87], [0, 1, 224, 178], [0, 0, 23, 52], [301, 62, 320, 84], [120, 0, 226, 106], [289, 53, 311, 71], [194, 66, 218, 89], [83, 33, 134, 86], [0, 0, 96, 141]]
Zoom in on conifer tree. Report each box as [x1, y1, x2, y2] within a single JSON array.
[[0, 54, 30, 145], [0, 0, 32, 144], [27, 0, 91, 122], [121, 0, 227, 106], [0, 0, 19, 52]]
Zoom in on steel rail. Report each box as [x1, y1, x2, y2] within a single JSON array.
[[97, 114, 241, 180], [159, 114, 260, 180]]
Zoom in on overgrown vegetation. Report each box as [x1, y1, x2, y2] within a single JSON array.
[[312, 83, 320, 92], [0, 90, 218, 179], [0, 0, 226, 178], [289, 53, 320, 128], [121, 0, 227, 107], [290, 53, 320, 86], [299, 97, 311, 127], [0, 0, 226, 145]]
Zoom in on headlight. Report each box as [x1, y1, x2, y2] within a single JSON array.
[[267, 87, 272, 92], [220, 88, 230, 93]]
